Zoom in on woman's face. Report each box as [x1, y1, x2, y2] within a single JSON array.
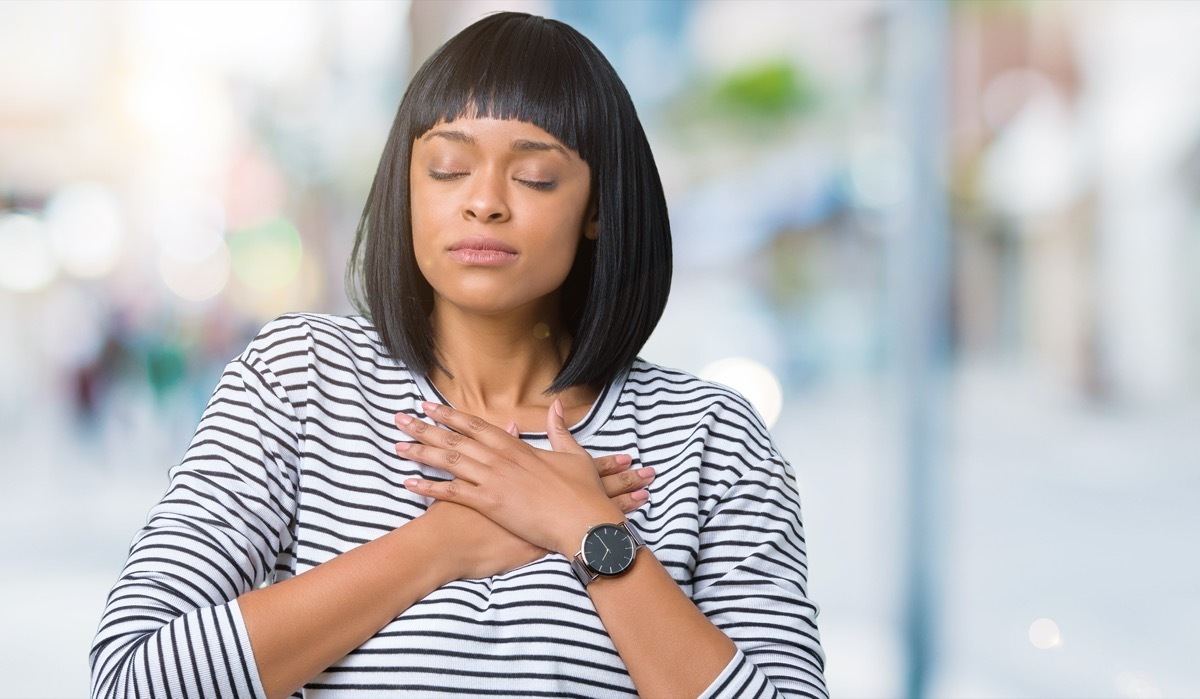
[[409, 117, 595, 320]]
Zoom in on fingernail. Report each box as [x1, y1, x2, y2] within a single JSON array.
[[553, 399, 564, 420], [421, 402, 439, 414], [631, 489, 649, 502], [395, 442, 411, 451], [403, 478, 420, 488], [396, 413, 413, 426], [637, 467, 655, 479], [615, 454, 632, 466]]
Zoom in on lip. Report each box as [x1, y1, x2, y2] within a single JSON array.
[[449, 236, 518, 253], [447, 236, 518, 266]]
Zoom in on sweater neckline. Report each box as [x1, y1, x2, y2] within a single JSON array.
[[409, 367, 628, 446]]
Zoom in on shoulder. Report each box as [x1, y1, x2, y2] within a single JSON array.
[[622, 358, 776, 456], [624, 358, 766, 420], [238, 313, 399, 375]]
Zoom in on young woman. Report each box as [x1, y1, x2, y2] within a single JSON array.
[[91, 12, 826, 699]]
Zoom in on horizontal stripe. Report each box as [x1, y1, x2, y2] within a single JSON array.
[[91, 313, 827, 699]]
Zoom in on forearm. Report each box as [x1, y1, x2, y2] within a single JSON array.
[[587, 548, 738, 699], [240, 514, 453, 699]]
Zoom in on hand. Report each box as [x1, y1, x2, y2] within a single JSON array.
[[497, 419, 654, 513], [395, 400, 629, 556], [420, 501, 544, 581]]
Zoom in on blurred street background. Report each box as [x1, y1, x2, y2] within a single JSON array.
[[1, 1, 1197, 697]]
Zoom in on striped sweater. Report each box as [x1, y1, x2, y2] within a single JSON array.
[[90, 313, 827, 698]]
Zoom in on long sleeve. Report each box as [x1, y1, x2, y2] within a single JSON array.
[[90, 353, 301, 699], [691, 454, 828, 699]]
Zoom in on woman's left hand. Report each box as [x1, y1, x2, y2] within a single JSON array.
[[396, 400, 625, 557]]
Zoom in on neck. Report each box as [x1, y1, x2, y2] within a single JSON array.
[[427, 300, 595, 429]]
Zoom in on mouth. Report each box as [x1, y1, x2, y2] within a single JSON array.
[[447, 236, 518, 266], [448, 237, 518, 254]]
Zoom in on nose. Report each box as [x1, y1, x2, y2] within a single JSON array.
[[462, 172, 510, 223]]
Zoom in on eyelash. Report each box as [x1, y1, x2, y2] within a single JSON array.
[[427, 170, 465, 181], [427, 170, 555, 191], [519, 179, 556, 191]]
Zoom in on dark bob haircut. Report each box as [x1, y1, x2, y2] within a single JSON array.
[[346, 11, 672, 394]]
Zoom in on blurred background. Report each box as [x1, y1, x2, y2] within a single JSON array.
[[1, 0, 1197, 697]]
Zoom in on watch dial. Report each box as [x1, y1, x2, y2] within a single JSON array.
[[583, 524, 636, 575]]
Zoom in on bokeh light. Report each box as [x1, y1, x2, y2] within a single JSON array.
[[44, 183, 125, 278], [158, 241, 231, 302], [0, 213, 58, 292], [1028, 617, 1062, 650], [229, 217, 303, 293], [153, 190, 226, 263], [700, 356, 784, 428]]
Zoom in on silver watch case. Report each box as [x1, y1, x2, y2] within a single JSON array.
[[570, 521, 645, 587]]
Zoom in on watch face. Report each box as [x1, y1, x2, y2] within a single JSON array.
[[582, 524, 637, 576]]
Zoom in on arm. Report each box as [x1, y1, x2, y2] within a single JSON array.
[[89, 356, 539, 699], [89, 357, 298, 699], [92, 341, 652, 698], [683, 456, 826, 698], [398, 401, 827, 699]]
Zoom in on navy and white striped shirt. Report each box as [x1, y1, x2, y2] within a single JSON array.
[[91, 313, 827, 698]]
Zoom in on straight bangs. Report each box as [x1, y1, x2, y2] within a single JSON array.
[[395, 13, 618, 349], [350, 11, 671, 393], [402, 16, 606, 169]]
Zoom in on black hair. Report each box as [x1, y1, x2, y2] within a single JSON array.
[[346, 11, 671, 393]]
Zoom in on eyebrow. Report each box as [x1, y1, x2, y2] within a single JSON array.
[[511, 138, 569, 158], [422, 129, 570, 159]]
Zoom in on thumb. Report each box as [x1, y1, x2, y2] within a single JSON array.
[[546, 399, 586, 454]]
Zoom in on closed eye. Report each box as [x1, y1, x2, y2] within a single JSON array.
[[428, 170, 467, 181], [517, 179, 556, 191]]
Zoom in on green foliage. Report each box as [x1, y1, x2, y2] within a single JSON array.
[[711, 60, 817, 119]]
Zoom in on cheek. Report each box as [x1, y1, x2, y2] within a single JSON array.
[[409, 188, 447, 274]]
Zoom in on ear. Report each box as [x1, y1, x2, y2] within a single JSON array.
[[583, 203, 599, 241]]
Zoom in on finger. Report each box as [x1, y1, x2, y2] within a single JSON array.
[[421, 402, 515, 450], [395, 441, 487, 484], [396, 412, 501, 470], [403, 477, 482, 507], [593, 453, 633, 477], [545, 399, 587, 455], [600, 466, 655, 498], [609, 488, 651, 514], [505, 420, 519, 438]]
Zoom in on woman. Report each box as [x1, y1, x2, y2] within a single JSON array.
[[91, 12, 826, 699]]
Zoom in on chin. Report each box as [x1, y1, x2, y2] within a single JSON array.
[[436, 282, 563, 318]]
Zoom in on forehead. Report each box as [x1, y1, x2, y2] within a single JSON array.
[[415, 117, 581, 161]]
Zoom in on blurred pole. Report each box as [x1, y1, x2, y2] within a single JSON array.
[[885, 2, 951, 699]]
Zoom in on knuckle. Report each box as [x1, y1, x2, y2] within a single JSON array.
[[444, 480, 460, 499], [411, 420, 428, 434], [444, 432, 464, 448], [620, 471, 635, 488], [445, 450, 462, 466], [467, 416, 488, 432]]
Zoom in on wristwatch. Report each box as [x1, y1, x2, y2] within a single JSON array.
[[570, 521, 645, 587]]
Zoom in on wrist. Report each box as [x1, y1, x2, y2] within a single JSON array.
[[555, 500, 626, 558]]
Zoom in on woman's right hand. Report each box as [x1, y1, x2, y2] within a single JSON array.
[[420, 452, 654, 581]]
